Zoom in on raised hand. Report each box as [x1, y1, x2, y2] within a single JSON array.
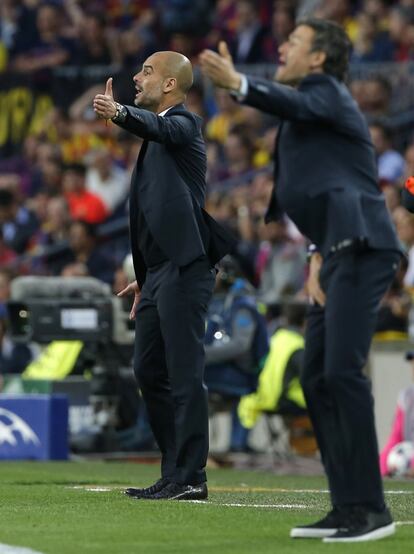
[[199, 41, 242, 91], [93, 77, 117, 120], [117, 280, 142, 320]]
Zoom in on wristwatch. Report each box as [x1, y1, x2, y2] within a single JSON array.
[[111, 102, 127, 123]]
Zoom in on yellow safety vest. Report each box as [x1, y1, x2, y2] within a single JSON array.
[[238, 328, 305, 429], [23, 341, 84, 380]]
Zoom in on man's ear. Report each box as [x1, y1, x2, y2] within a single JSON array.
[[310, 50, 326, 72], [163, 77, 177, 93]]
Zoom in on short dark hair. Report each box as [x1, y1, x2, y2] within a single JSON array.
[[297, 18, 351, 81]]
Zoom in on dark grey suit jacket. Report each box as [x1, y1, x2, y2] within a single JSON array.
[[242, 73, 401, 257], [117, 103, 234, 287]]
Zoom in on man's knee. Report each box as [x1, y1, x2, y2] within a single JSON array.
[[324, 370, 363, 394], [170, 374, 205, 401]]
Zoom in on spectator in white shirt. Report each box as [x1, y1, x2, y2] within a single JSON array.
[[86, 147, 129, 214], [370, 122, 406, 186]]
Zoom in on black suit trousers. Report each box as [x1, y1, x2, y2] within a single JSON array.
[[301, 248, 400, 508], [133, 257, 215, 485]]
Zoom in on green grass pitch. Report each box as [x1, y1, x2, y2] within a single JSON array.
[[0, 461, 413, 553]]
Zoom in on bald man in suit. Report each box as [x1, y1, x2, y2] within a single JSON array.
[[94, 51, 234, 500]]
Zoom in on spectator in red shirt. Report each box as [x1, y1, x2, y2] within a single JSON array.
[[63, 163, 108, 224], [0, 229, 16, 267]]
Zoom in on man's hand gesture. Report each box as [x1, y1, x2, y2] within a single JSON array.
[[199, 41, 242, 91], [93, 77, 117, 120], [117, 280, 141, 321]]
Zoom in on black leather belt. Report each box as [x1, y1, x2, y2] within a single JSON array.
[[329, 237, 368, 254]]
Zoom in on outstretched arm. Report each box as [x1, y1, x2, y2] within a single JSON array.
[[115, 107, 199, 146], [93, 78, 199, 146], [200, 42, 338, 122]]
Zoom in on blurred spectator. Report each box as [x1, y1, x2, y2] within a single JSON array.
[[379, 351, 414, 476], [268, 3, 296, 55], [389, 5, 414, 61], [369, 122, 406, 186], [63, 163, 108, 224], [0, 187, 38, 254], [206, 89, 246, 144], [185, 85, 207, 121], [375, 257, 411, 339], [205, 0, 237, 48], [205, 256, 269, 452], [0, 270, 33, 375], [404, 143, 414, 181], [58, 220, 115, 285], [0, 228, 17, 267], [168, 34, 200, 64], [351, 75, 392, 117], [315, 0, 358, 41], [393, 206, 414, 287], [238, 302, 307, 430], [113, 264, 129, 295], [256, 220, 307, 305], [85, 148, 129, 214], [229, 0, 271, 64], [0, 305, 33, 375], [0, 268, 13, 307], [0, 0, 19, 59], [119, 25, 155, 69], [383, 184, 402, 214], [161, 0, 214, 37], [36, 196, 71, 249], [363, 0, 390, 27], [221, 129, 255, 180], [75, 12, 120, 67], [351, 12, 394, 63], [61, 261, 89, 278], [11, 3, 77, 74]]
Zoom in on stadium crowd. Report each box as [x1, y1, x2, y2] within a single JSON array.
[[1, 0, 414, 376]]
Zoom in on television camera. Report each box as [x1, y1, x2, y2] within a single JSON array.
[[7, 276, 137, 452]]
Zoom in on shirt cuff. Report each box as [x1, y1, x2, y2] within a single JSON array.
[[231, 74, 248, 100]]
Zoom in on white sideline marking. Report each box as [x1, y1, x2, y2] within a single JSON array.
[[0, 544, 44, 554], [69, 486, 112, 492], [396, 521, 414, 526], [67, 485, 414, 496], [186, 501, 308, 509]]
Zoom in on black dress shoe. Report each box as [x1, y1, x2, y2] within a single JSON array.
[[148, 482, 208, 500], [124, 478, 170, 498], [290, 507, 344, 538], [323, 506, 395, 543]]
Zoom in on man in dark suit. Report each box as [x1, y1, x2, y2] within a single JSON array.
[[201, 19, 401, 542], [93, 51, 233, 500]]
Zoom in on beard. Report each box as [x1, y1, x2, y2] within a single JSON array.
[[133, 91, 159, 112]]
